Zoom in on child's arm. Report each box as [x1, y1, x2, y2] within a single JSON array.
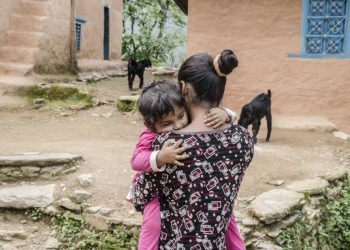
[[131, 129, 162, 172], [204, 108, 237, 128], [131, 130, 188, 172]]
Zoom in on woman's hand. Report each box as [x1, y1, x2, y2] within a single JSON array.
[[204, 108, 231, 128], [156, 139, 188, 167]]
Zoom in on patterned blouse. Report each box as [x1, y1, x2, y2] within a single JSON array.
[[134, 125, 254, 250]]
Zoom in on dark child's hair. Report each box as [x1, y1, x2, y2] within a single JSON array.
[[138, 80, 185, 132], [177, 49, 238, 107]]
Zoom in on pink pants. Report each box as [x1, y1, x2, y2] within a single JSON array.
[[138, 198, 245, 250]]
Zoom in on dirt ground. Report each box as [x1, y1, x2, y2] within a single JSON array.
[[0, 72, 349, 242]]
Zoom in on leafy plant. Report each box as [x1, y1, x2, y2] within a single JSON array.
[[25, 207, 45, 221], [122, 0, 186, 66], [276, 181, 350, 249]]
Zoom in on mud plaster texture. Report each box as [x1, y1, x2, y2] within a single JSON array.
[[186, 0, 350, 133]]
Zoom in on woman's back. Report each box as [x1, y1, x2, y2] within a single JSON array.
[[134, 124, 254, 249]]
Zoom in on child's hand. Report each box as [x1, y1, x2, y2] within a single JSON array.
[[156, 139, 188, 167], [204, 108, 230, 128]]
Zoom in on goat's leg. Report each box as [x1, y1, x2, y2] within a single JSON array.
[[129, 74, 135, 90], [252, 120, 261, 144], [139, 75, 144, 89], [266, 111, 272, 142]]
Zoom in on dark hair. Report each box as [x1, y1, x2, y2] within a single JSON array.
[[138, 80, 185, 131], [177, 49, 238, 107]]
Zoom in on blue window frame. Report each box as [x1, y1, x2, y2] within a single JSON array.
[[75, 17, 86, 52], [300, 0, 350, 58]]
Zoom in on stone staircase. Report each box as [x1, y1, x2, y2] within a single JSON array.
[[0, 0, 50, 76]]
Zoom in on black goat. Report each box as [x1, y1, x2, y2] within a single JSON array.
[[127, 59, 152, 90], [238, 89, 272, 143]]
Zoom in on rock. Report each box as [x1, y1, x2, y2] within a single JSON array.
[[254, 240, 282, 250], [117, 95, 139, 112], [286, 178, 329, 195], [1, 245, 18, 250], [102, 112, 113, 118], [59, 198, 82, 212], [333, 131, 350, 140], [0, 184, 55, 209], [325, 186, 342, 199], [85, 205, 102, 214], [0, 153, 82, 167], [241, 217, 259, 227], [77, 174, 93, 187], [44, 205, 61, 216], [100, 207, 115, 216], [60, 166, 78, 175], [20, 220, 27, 224], [83, 214, 109, 232], [45, 236, 60, 249], [71, 189, 92, 203], [267, 180, 284, 186], [250, 189, 304, 224], [0, 229, 27, 241], [320, 169, 348, 182], [34, 98, 46, 105]]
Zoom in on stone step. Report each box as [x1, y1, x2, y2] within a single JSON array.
[[0, 76, 35, 95], [18, 0, 50, 16], [0, 184, 56, 209], [0, 46, 38, 64], [10, 13, 47, 32], [5, 31, 43, 47], [0, 153, 83, 167], [0, 61, 33, 76]]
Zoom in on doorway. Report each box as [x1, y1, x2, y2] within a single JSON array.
[[103, 6, 110, 60]]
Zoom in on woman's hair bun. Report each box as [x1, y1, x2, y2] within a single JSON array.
[[216, 49, 238, 76]]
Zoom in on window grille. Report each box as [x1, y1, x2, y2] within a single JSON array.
[[302, 0, 350, 56], [75, 17, 86, 52]]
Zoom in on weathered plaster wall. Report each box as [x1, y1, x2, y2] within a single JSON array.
[[187, 0, 350, 132], [0, 0, 19, 50], [35, 0, 73, 73], [76, 0, 122, 60]]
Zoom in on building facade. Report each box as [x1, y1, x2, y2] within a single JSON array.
[[178, 0, 350, 132], [0, 0, 123, 75]]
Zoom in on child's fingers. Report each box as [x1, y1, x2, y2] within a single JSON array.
[[213, 121, 225, 129], [162, 140, 171, 148], [174, 160, 185, 166], [175, 146, 187, 154], [206, 118, 222, 127], [171, 139, 183, 149], [176, 154, 189, 161]]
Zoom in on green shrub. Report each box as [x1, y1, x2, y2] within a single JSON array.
[[276, 181, 350, 249]]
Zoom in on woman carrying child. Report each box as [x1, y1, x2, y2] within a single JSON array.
[[131, 49, 253, 249]]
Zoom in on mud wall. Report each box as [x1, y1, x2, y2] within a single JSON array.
[[76, 0, 122, 60], [187, 0, 350, 132], [0, 0, 19, 50], [36, 0, 73, 73]]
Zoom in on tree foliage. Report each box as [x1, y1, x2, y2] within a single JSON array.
[[122, 0, 186, 66]]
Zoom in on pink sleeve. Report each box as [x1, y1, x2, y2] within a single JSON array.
[[130, 129, 157, 172]]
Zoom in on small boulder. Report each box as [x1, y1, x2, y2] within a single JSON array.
[[250, 189, 304, 224], [286, 178, 329, 195], [77, 174, 93, 187]]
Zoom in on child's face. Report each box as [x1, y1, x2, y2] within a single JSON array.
[[154, 106, 189, 133]]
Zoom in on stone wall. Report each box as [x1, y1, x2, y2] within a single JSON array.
[[235, 169, 349, 249], [186, 0, 350, 132], [0, 153, 82, 181]]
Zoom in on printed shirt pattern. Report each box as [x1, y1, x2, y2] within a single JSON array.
[[134, 125, 254, 250]]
